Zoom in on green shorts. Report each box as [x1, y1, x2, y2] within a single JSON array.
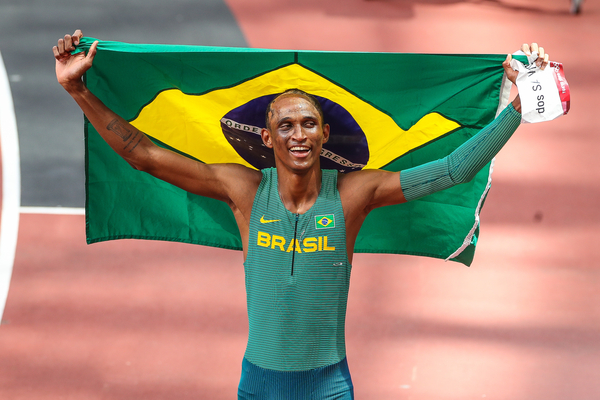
[[238, 357, 354, 400]]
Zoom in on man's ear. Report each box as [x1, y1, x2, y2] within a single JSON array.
[[261, 128, 273, 148], [322, 124, 330, 144]]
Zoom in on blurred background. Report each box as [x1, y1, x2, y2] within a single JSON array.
[[1, 0, 598, 399]]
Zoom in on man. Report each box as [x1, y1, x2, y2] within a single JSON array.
[[54, 31, 548, 399]]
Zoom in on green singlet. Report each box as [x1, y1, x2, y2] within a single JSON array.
[[244, 168, 350, 371]]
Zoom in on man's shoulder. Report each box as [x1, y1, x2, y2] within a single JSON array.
[[258, 166, 275, 179]]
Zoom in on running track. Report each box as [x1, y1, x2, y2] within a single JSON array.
[[1, 0, 599, 399]]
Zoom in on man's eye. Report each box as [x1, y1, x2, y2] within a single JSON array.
[[305, 121, 316, 127]]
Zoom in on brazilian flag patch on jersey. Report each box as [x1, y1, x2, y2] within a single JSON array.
[[315, 215, 335, 229]]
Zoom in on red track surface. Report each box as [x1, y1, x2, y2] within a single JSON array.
[[2, 0, 600, 399]]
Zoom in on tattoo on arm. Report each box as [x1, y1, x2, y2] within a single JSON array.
[[107, 119, 143, 153], [123, 130, 143, 153], [107, 119, 134, 140]]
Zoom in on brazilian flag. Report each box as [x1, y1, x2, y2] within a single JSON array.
[[78, 38, 521, 266]]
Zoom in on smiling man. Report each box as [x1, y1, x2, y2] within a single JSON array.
[[54, 30, 549, 399]]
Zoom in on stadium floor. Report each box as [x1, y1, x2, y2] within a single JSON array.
[[1, 0, 599, 398]]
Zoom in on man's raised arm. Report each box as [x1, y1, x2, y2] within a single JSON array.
[[53, 30, 261, 206], [340, 43, 549, 237]]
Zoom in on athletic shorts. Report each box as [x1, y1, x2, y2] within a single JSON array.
[[238, 357, 354, 400]]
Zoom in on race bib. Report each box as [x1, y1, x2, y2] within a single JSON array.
[[510, 51, 570, 123]]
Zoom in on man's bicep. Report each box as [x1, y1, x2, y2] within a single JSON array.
[[143, 146, 259, 203], [369, 170, 407, 209], [341, 170, 406, 213]]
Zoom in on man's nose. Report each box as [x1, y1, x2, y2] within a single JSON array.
[[291, 124, 307, 140]]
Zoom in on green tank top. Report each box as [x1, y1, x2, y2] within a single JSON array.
[[243, 168, 351, 371]]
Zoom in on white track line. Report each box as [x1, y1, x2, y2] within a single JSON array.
[[0, 50, 21, 321], [20, 206, 85, 215]]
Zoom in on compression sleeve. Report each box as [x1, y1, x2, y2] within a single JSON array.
[[400, 103, 521, 202]]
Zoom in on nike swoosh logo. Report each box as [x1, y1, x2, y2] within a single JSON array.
[[260, 215, 281, 224]]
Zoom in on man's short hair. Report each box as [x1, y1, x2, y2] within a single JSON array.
[[265, 89, 325, 129]]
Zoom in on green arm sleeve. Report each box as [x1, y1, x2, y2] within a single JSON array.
[[400, 104, 521, 202]]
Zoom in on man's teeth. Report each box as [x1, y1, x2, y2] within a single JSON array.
[[290, 147, 310, 152]]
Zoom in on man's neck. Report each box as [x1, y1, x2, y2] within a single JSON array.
[[276, 166, 322, 215]]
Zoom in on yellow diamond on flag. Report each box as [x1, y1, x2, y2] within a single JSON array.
[[130, 64, 460, 170]]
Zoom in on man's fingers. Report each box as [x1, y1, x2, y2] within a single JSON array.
[[537, 47, 549, 70], [541, 53, 550, 70], [503, 54, 518, 84], [57, 38, 65, 54], [530, 42, 539, 55], [502, 54, 512, 72], [55, 31, 86, 60], [536, 46, 545, 67], [64, 34, 74, 52], [520, 42, 549, 68], [86, 40, 99, 61], [72, 29, 83, 46]]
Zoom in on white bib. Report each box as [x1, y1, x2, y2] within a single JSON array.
[[510, 50, 570, 124]]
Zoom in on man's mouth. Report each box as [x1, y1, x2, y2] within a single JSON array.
[[289, 146, 311, 157]]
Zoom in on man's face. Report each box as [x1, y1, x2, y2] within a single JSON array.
[[262, 94, 330, 173]]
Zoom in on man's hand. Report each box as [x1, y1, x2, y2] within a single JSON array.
[[53, 30, 98, 92], [502, 43, 550, 113], [503, 42, 550, 84]]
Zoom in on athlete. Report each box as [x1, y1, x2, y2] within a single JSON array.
[[54, 30, 549, 399]]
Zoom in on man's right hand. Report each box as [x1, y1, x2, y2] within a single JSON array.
[[53, 30, 98, 92]]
